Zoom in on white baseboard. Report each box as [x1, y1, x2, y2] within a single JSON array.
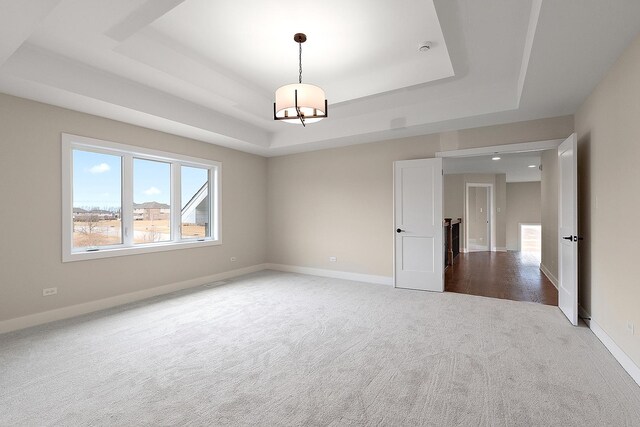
[[265, 263, 393, 286], [579, 306, 640, 387], [494, 247, 507, 252], [468, 245, 489, 251], [0, 264, 267, 335], [539, 263, 558, 289]]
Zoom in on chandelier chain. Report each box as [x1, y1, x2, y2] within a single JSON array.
[[298, 41, 302, 84]]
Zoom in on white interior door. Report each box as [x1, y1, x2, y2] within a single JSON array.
[[558, 133, 578, 325], [394, 158, 443, 292], [467, 186, 490, 251]]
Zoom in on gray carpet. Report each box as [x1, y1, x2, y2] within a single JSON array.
[[1, 270, 639, 426]]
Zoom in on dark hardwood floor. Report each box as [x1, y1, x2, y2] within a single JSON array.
[[445, 251, 558, 306]]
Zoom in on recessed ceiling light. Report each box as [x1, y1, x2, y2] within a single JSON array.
[[492, 156, 501, 161], [528, 164, 537, 168]]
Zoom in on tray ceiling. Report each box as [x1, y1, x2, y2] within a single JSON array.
[[1, 0, 640, 156]]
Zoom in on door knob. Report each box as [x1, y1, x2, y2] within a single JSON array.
[[396, 228, 405, 233], [562, 236, 573, 241]]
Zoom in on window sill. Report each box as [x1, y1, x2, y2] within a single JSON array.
[[62, 239, 221, 262]]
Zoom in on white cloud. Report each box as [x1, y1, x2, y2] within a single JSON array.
[[144, 186, 161, 196], [89, 163, 110, 174]]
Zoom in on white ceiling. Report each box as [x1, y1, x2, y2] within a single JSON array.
[[444, 151, 546, 183], [1, 0, 640, 157], [150, 0, 454, 104]]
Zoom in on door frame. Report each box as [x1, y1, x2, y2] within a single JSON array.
[[465, 182, 494, 252], [436, 138, 566, 296], [436, 139, 564, 159]]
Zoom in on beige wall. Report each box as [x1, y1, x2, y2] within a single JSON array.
[[0, 94, 268, 322], [0, 95, 575, 328], [540, 149, 558, 280], [267, 116, 573, 276], [575, 33, 640, 367], [443, 174, 464, 220], [506, 182, 541, 250]]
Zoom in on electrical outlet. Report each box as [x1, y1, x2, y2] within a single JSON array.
[[230, 257, 237, 262], [42, 287, 57, 297], [627, 321, 635, 335], [329, 256, 337, 262]]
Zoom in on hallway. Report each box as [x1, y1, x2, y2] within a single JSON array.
[[445, 251, 558, 306]]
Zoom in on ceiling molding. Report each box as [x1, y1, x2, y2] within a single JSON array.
[[3, 43, 270, 149], [105, 0, 186, 42], [0, 0, 61, 67], [517, 0, 542, 105]]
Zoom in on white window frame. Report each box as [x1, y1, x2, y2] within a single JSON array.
[[62, 133, 221, 262]]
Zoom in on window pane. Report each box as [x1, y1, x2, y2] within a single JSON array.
[[72, 150, 122, 248], [181, 166, 209, 239], [133, 158, 171, 243]]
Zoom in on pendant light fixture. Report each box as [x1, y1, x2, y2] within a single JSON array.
[[274, 33, 328, 127]]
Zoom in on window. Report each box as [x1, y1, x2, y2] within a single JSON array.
[[72, 150, 123, 248], [181, 166, 209, 239], [133, 158, 171, 244], [62, 134, 220, 261]]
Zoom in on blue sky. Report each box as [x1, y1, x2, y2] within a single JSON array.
[[181, 166, 208, 208], [73, 150, 208, 210], [73, 150, 121, 209], [133, 158, 170, 205]]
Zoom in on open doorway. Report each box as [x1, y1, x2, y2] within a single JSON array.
[[441, 148, 558, 306], [466, 184, 492, 251], [520, 223, 542, 253]]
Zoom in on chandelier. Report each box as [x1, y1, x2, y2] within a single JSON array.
[[274, 33, 328, 126]]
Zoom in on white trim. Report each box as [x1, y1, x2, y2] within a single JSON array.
[[266, 263, 393, 286], [0, 264, 267, 335], [64, 239, 222, 262], [540, 263, 558, 289], [62, 133, 222, 262], [585, 314, 640, 387], [436, 138, 564, 158], [494, 247, 507, 252]]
